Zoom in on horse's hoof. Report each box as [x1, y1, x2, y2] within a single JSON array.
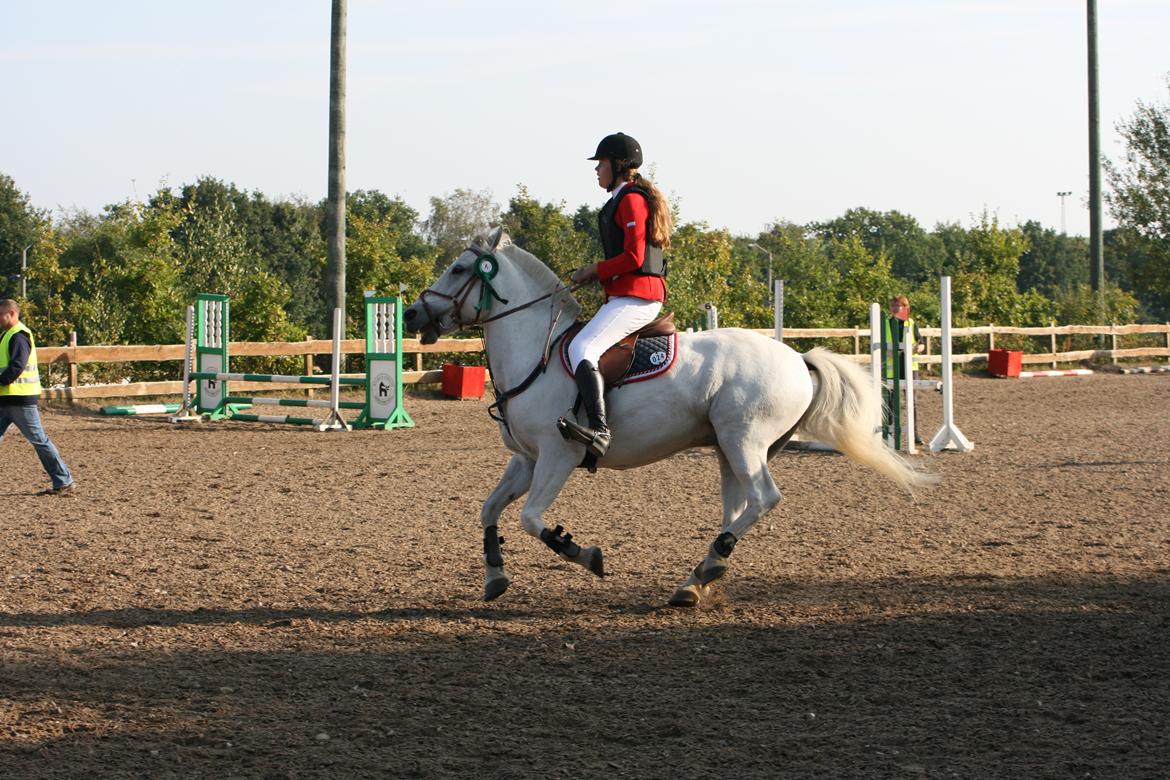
[[483, 575, 510, 601], [668, 585, 700, 608], [583, 546, 605, 578]]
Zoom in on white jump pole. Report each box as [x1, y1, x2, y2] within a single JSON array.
[[317, 307, 351, 432], [929, 276, 973, 452], [773, 280, 784, 342], [903, 322, 917, 454], [868, 302, 882, 417], [170, 305, 202, 423]]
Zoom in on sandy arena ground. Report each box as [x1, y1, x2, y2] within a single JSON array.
[[1, 372, 1168, 778]]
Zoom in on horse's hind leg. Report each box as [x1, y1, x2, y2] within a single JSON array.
[[480, 454, 535, 601], [519, 449, 605, 579], [669, 439, 781, 608]]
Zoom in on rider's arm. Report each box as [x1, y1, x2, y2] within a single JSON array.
[[596, 192, 649, 280]]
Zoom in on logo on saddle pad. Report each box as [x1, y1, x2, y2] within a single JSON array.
[[560, 332, 678, 387]]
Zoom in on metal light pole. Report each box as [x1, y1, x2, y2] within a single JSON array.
[[1057, 191, 1072, 234], [21, 243, 31, 299], [326, 0, 348, 327], [1087, 0, 1105, 322]]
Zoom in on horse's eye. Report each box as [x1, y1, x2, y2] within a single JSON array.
[[451, 265, 466, 275]]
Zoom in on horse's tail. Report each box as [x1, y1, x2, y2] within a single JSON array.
[[798, 347, 938, 493]]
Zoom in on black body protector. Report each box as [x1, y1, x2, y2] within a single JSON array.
[[597, 186, 666, 278]]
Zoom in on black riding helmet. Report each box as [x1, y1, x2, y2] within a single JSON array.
[[587, 132, 643, 175]]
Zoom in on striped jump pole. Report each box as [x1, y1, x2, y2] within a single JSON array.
[[1018, 369, 1094, 378], [104, 403, 182, 416]]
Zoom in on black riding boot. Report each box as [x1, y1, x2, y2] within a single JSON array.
[[557, 360, 611, 457]]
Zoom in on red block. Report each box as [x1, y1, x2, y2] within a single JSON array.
[[988, 349, 1023, 378], [441, 363, 486, 399]]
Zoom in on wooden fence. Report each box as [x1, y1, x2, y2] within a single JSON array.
[[36, 322, 1170, 403]]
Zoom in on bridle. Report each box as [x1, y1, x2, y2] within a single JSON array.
[[416, 248, 582, 331], [414, 247, 584, 427]]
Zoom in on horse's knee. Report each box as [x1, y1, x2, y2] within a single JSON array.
[[519, 512, 545, 538]]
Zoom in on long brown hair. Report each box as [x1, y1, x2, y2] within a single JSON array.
[[621, 170, 673, 250]]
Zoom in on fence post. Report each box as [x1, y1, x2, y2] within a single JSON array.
[[67, 331, 78, 390], [989, 325, 995, 353], [1111, 324, 1118, 364], [1051, 321, 1057, 369], [302, 335, 315, 397]]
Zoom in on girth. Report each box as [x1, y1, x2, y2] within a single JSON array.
[[561, 312, 677, 387]]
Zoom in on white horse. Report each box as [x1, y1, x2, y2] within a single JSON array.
[[404, 228, 933, 607]]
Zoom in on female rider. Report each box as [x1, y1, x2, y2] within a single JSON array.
[[559, 132, 672, 458]]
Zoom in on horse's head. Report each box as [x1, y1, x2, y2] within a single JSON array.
[[404, 226, 510, 344]]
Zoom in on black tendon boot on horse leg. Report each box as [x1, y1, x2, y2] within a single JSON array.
[[541, 524, 605, 577], [669, 531, 738, 607], [557, 360, 611, 458]]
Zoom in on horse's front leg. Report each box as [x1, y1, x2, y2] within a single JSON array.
[[519, 448, 605, 579], [480, 454, 535, 601]]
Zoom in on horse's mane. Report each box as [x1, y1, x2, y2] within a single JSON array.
[[471, 230, 581, 321]]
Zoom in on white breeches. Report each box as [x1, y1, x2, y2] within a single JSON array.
[[568, 296, 663, 371]]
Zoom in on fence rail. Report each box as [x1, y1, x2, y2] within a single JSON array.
[[36, 322, 1170, 402]]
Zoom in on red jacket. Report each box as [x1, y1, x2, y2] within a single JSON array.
[[596, 189, 667, 302]]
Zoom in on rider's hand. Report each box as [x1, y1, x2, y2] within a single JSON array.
[[572, 263, 599, 284]]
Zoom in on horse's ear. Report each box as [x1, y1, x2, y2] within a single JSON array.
[[488, 226, 504, 250]]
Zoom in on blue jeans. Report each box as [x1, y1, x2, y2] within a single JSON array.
[[0, 404, 74, 490]]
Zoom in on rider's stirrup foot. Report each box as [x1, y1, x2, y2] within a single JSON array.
[[557, 417, 610, 458]]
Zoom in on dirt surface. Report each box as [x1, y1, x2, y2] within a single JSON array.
[[1, 373, 1168, 778]]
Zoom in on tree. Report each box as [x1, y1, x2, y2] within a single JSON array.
[[1105, 76, 1170, 319], [824, 235, 896, 326], [58, 198, 183, 349], [501, 186, 600, 310], [0, 174, 42, 297], [934, 213, 1049, 328], [751, 223, 840, 328], [422, 188, 502, 269], [811, 207, 943, 284], [665, 223, 736, 328], [343, 191, 436, 332], [1017, 220, 1089, 296]]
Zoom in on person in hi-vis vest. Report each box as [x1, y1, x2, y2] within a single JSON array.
[[883, 295, 924, 444], [0, 299, 75, 494]]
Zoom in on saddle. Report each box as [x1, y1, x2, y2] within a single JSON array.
[[560, 312, 678, 387]]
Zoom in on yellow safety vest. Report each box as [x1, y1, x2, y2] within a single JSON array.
[[0, 322, 43, 396], [883, 316, 918, 380]]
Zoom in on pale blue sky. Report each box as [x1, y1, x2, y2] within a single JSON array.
[[2, 1, 1167, 238]]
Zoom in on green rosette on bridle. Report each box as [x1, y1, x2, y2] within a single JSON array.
[[474, 254, 508, 313]]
